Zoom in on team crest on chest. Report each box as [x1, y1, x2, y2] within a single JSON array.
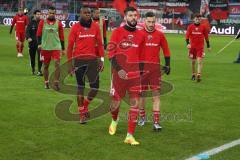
[[128, 35, 134, 40], [148, 35, 153, 40]]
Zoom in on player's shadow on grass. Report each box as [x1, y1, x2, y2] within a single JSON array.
[[49, 56, 174, 122]]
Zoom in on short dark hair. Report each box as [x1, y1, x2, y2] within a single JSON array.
[[193, 13, 201, 18], [145, 11, 155, 18], [34, 10, 41, 15], [124, 6, 137, 15], [92, 7, 99, 12], [80, 6, 91, 12], [48, 6, 56, 11]]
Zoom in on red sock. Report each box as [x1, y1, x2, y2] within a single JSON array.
[[139, 108, 145, 118], [78, 105, 85, 114], [20, 44, 24, 53], [111, 107, 119, 121], [83, 99, 90, 112], [153, 110, 160, 124], [128, 106, 139, 135]]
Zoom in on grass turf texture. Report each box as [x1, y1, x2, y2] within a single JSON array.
[[0, 25, 239, 160]]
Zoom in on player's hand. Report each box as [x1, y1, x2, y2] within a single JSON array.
[[164, 66, 170, 75], [118, 69, 127, 80], [68, 61, 74, 76], [38, 45, 42, 50], [98, 61, 104, 72], [187, 44, 191, 49], [27, 38, 32, 42], [207, 47, 211, 52], [61, 50, 66, 56]]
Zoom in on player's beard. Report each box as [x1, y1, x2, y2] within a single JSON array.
[[146, 26, 155, 32], [194, 21, 200, 25], [93, 16, 99, 21], [48, 16, 56, 21], [126, 20, 137, 28]]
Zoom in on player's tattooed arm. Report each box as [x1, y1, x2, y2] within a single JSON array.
[[110, 56, 127, 79], [110, 56, 122, 71]]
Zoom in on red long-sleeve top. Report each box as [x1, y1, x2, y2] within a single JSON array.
[[67, 22, 104, 60], [186, 24, 209, 49], [11, 14, 29, 32]]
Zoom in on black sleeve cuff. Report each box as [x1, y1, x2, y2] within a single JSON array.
[[110, 56, 122, 71], [186, 39, 190, 45], [61, 41, 65, 50], [10, 26, 13, 33], [165, 57, 170, 67], [37, 36, 42, 45], [206, 40, 210, 48]]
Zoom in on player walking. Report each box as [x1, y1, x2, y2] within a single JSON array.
[[37, 6, 65, 89], [186, 14, 211, 82], [9, 8, 29, 57], [108, 7, 145, 145], [67, 7, 104, 124], [138, 12, 171, 131], [26, 10, 42, 75]]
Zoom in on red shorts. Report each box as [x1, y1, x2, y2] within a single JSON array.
[[110, 72, 141, 101], [189, 48, 205, 59], [141, 64, 161, 91], [15, 31, 25, 42], [40, 50, 61, 63]]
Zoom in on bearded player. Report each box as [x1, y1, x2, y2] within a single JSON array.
[[9, 8, 29, 57], [108, 7, 145, 145], [37, 6, 65, 89], [92, 8, 107, 49], [138, 12, 171, 131], [186, 14, 211, 82]]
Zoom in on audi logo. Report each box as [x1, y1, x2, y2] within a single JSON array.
[[3, 18, 13, 25]]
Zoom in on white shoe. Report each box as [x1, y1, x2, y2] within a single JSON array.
[[153, 123, 162, 131], [138, 117, 145, 126], [17, 53, 23, 58]]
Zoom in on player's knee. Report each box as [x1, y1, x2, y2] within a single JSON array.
[[110, 100, 120, 112], [44, 64, 49, 69], [152, 96, 160, 103], [130, 97, 140, 107], [55, 60, 60, 66], [197, 59, 202, 64], [90, 79, 99, 89]]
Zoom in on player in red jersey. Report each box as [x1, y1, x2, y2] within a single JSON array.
[[37, 6, 65, 89], [92, 8, 107, 49], [9, 8, 29, 57], [67, 7, 104, 124], [186, 14, 211, 82], [108, 7, 145, 145], [138, 12, 171, 131]]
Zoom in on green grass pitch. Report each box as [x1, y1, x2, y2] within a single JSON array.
[[0, 25, 239, 160]]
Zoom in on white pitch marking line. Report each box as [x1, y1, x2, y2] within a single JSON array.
[[185, 139, 240, 160], [216, 39, 236, 55]]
